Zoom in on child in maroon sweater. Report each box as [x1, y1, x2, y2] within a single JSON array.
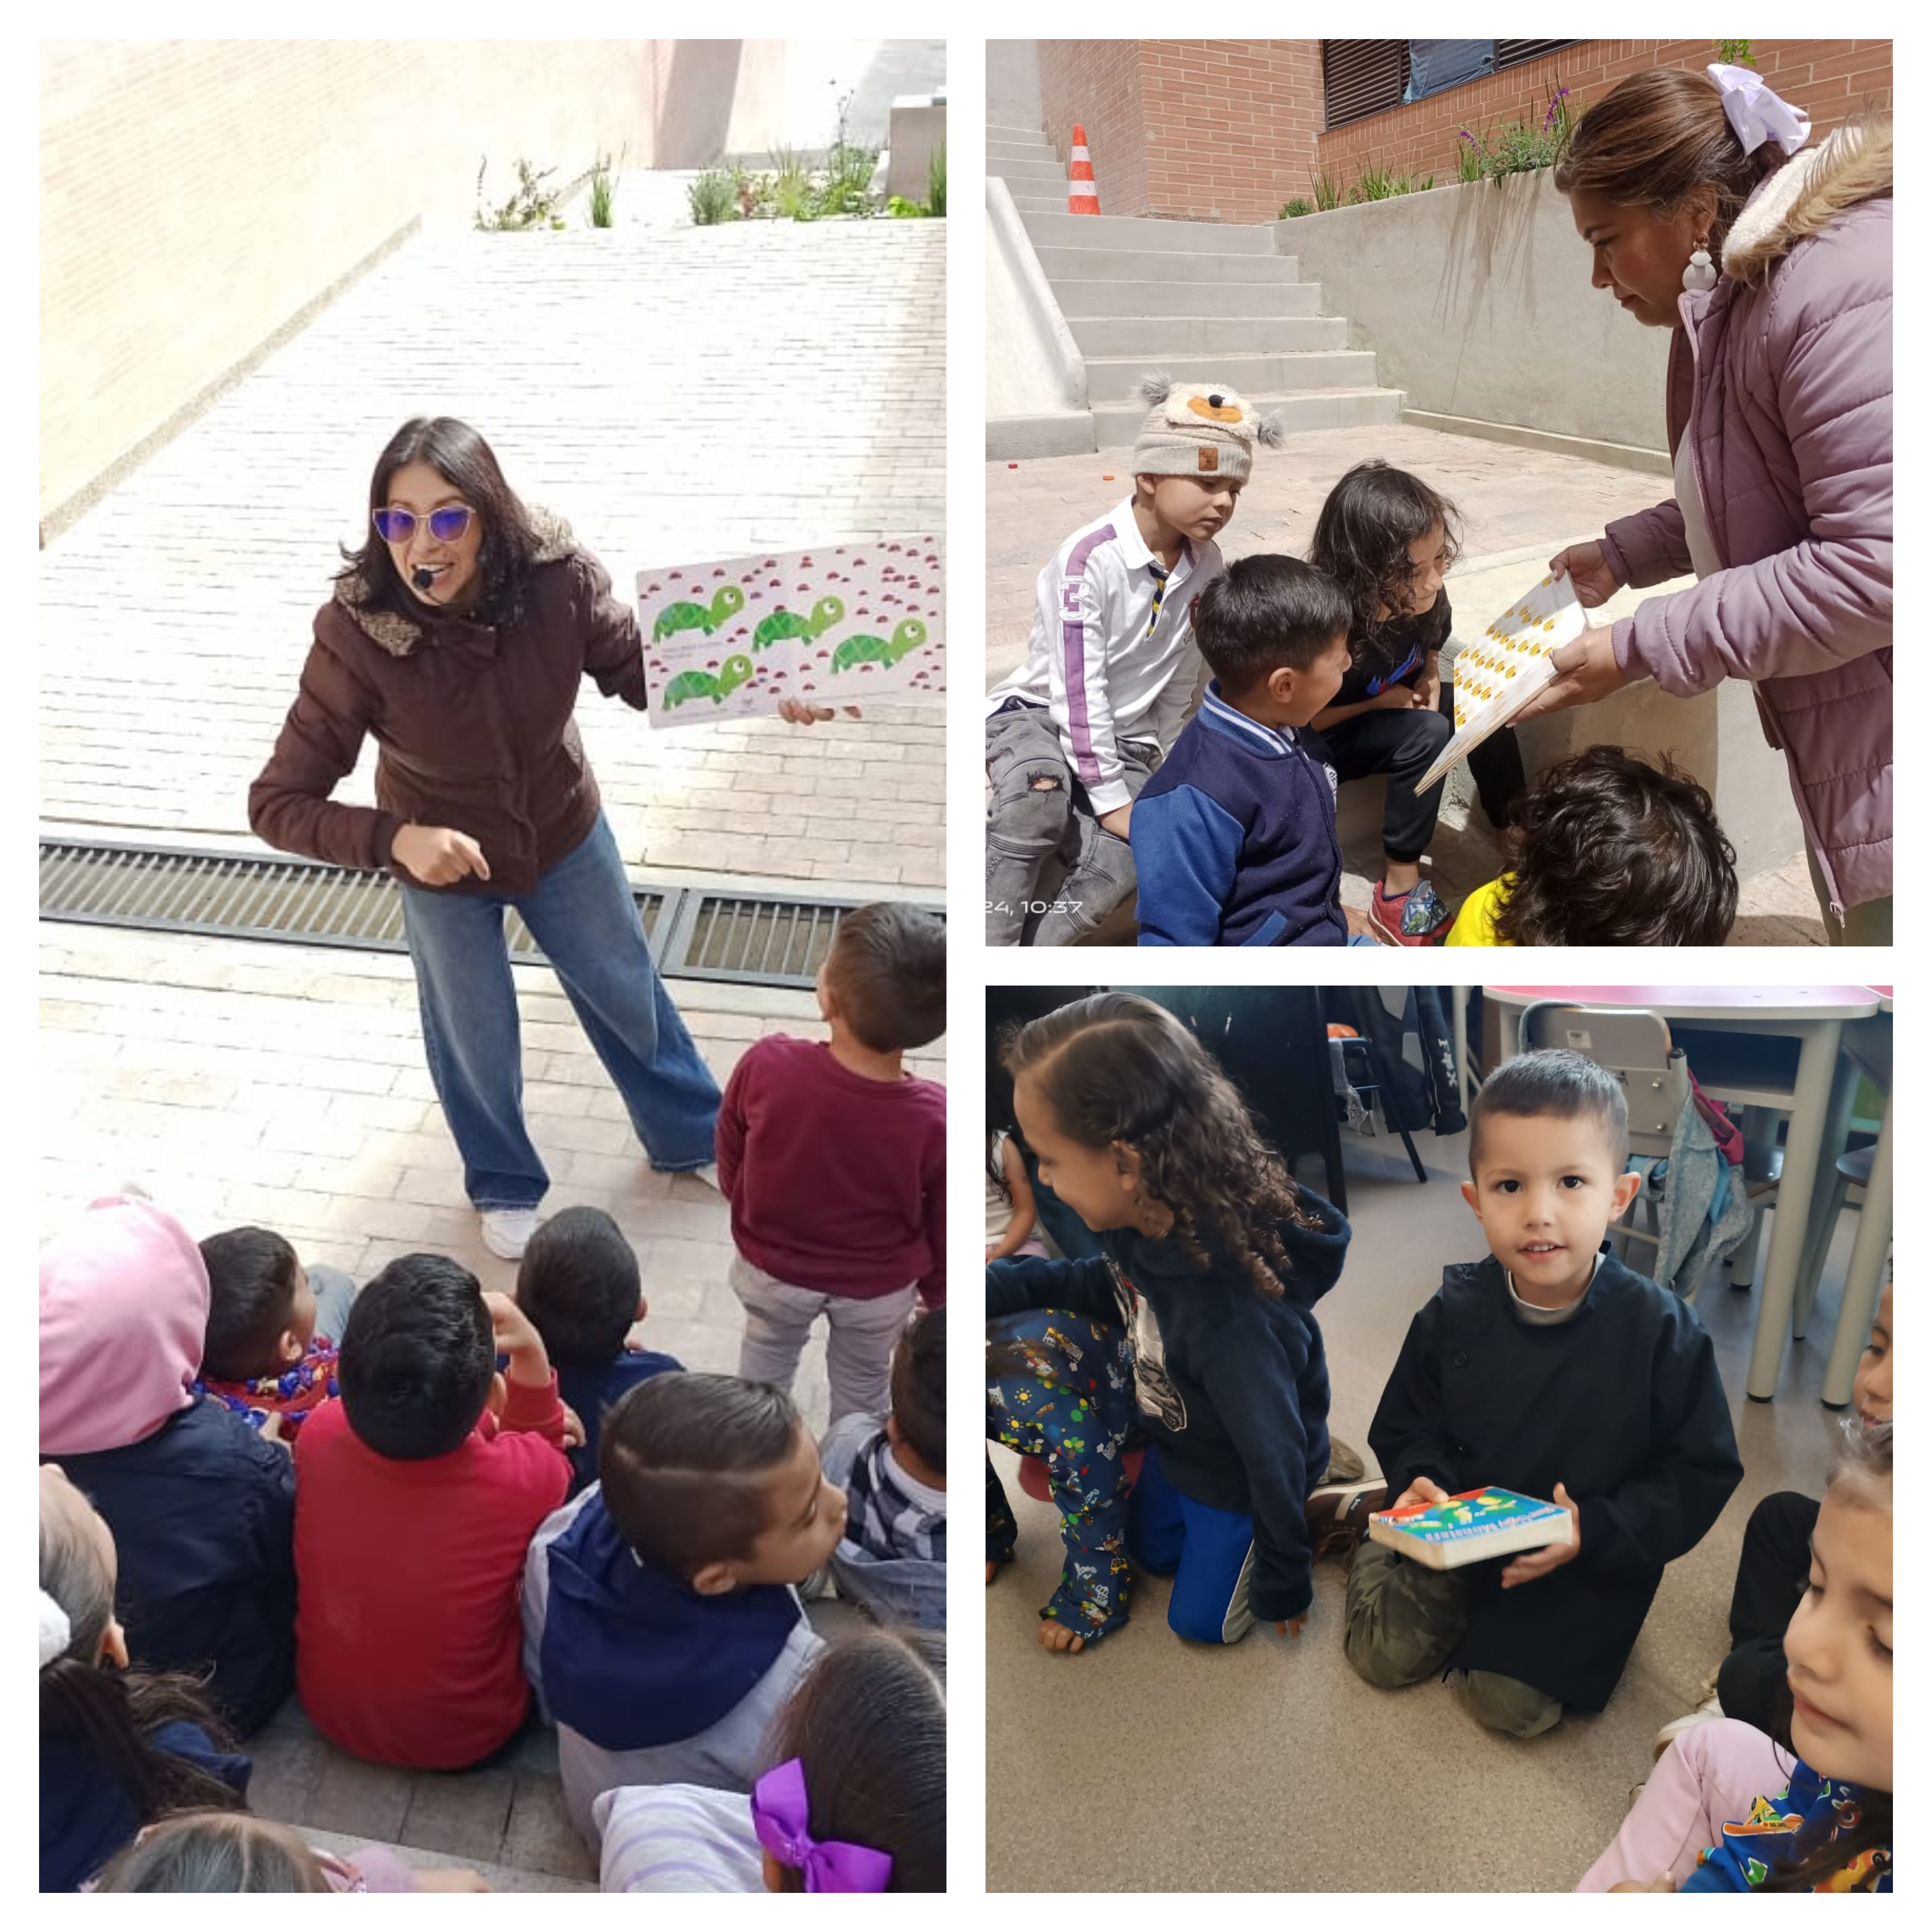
[[294, 1254, 570, 1769], [719, 903, 946, 1421]]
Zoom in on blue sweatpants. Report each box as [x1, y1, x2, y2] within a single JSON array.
[[1126, 1448, 1259, 1645]]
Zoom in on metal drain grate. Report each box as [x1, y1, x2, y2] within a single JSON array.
[[38, 840, 923, 991]]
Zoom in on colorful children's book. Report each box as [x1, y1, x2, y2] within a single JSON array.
[[1367, 1486, 1573, 1570], [1415, 571, 1588, 790], [637, 539, 945, 728]]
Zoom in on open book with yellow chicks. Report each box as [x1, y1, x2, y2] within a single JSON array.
[[1416, 571, 1587, 791]]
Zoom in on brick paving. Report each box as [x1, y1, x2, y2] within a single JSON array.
[[39, 212, 946, 1888], [985, 425, 1827, 944]]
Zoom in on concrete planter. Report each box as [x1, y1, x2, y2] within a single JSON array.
[[1273, 169, 1673, 468]]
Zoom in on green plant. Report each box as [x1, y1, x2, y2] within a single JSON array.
[[1310, 169, 1342, 211], [887, 195, 925, 217], [1458, 83, 1576, 183], [1714, 39, 1756, 67], [687, 168, 738, 226], [1455, 125, 1491, 182], [475, 156, 565, 231], [1280, 195, 1313, 218], [926, 139, 946, 217], [588, 155, 616, 228]]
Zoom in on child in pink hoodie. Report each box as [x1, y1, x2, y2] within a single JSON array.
[[39, 1196, 297, 1733]]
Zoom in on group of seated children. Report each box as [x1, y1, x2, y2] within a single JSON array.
[[40, 903, 948, 1894], [985, 993, 1891, 1891], [983, 374, 1740, 947]]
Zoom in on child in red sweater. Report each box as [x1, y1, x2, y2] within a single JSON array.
[[294, 1254, 571, 1769], [718, 902, 946, 1421]]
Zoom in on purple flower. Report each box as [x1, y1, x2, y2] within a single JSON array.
[[1459, 128, 1475, 141], [1558, 86, 1570, 98]]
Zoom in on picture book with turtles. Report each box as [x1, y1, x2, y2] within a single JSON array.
[[1415, 570, 1588, 791], [637, 538, 944, 727], [1367, 1487, 1573, 1571]]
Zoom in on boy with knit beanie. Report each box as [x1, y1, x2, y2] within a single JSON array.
[[984, 375, 1281, 945]]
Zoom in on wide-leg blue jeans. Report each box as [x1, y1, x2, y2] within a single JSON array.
[[397, 814, 721, 1211]]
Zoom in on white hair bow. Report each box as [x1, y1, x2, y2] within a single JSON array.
[[39, 1589, 72, 1669], [1708, 62, 1811, 157]]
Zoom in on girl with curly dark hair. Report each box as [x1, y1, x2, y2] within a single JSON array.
[[985, 993, 1363, 1654], [1446, 745, 1738, 946], [1306, 461, 1527, 945]]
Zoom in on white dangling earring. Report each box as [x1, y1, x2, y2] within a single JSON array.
[[1682, 236, 1718, 293]]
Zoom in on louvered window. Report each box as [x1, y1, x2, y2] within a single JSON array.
[[1323, 38, 1585, 128], [1322, 41, 1407, 130], [1496, 39, 1582, 71]]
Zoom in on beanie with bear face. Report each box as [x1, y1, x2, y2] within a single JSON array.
[[1130, 372, 1284, 484]]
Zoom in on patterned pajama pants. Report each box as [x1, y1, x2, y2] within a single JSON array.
[[986, 1308, 1136, 1643]]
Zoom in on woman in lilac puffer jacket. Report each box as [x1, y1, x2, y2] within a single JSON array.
[[1519, 66, 1891, 942]]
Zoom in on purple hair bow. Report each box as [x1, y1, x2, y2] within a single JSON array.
[[751, 1758, 893, 1894]]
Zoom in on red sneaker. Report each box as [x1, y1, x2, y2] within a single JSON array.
[[1367, 878, 1451, 946]]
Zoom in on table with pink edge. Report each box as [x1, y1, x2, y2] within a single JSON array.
[[1473, 985, 1882, 1403]]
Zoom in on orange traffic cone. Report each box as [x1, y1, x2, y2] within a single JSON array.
[[1068, 124, 1100, 214]]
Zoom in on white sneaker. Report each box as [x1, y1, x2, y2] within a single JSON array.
[[479, 1208, 541, 1261], [678, 1162, 723, 1195], [1652, 1693, 1724, 1760]]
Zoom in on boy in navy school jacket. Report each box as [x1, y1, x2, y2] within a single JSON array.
[[1346, 1050, 1743, 1736], [1130, 554, 1355, 946]]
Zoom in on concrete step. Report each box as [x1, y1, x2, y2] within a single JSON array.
[[987, 137, 1058, 164], [1034, 243, 1304, 284], [1090, 385, 1404, 443], [1085, 348, 1379, 394], [1055, 275, 1310, 318], [1021, 211, 1278, 254], [1009, 196, 1068, 214], [1067, 313, 1347, 356], [987, 121, 1052, 144], [988, 156, 1066, 183]]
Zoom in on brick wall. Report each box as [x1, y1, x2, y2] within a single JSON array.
[[1037, 41, 1150, 218], [40, 40, 671, 520], [1038, 40, 1322, 221], [1316, 40, 1893, 191]]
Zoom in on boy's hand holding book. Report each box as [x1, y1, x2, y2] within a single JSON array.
[[1390, 1475, 1450, 1512], [1499, 1482, 1581, 1589]]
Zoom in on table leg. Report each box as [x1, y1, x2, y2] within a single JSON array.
[[1821, 1092, 1892, 1409], [1792, 1051, 1859, 1338], [1727, 1106, 1778, 1288], [1453, 986, 1471, 1109], [1746, 1020, 1843, 1401]]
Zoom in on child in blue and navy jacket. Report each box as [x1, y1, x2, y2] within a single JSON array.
[[985, 993, 1351, 1650], [1131, 554, 1355, 946], [514, 1207, 682, 1495]]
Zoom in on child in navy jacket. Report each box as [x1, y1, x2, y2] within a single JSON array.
[[986, 992, 1351, 1648], [1131, 555, 1355, 946]]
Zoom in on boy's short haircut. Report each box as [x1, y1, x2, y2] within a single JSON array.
[[823, 902, 946, 1052], [890, 1305, 945, 1473], [1191, 554, 1354, 694], [198, 1227, 303, 1382], [338, 1254, 495, 1461], [1494, 748, 1739, 946], [1469, 1049, 1630, 1173], [599, 1373, 801, 1575], [515, 1206, 639, 1371]]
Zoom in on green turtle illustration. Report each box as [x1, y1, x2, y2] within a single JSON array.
[[752, 594, 844, 652], [662, 653, 755, 709], [652, 583, 746, 642], [830, 617, 928, 672]]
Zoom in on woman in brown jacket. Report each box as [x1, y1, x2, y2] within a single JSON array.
[[250, 417, 722, 1260]]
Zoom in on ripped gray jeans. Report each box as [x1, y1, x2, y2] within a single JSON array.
[[984, 703, 1157, 947]]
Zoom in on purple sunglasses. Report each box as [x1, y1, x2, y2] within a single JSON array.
[[372, 505, 474, 544]]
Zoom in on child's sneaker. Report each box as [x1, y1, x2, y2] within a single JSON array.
[[1308, 1479, 1387, 1559], [1368, 878, 1452, 946]]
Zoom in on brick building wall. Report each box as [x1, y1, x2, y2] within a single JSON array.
[[1038, 40, 1321, 221], [1030, 39, 1889, 222], [1316, 39, 1894, 188], [40, 39, 671, 520], [1036, 41, 1150, 219]]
